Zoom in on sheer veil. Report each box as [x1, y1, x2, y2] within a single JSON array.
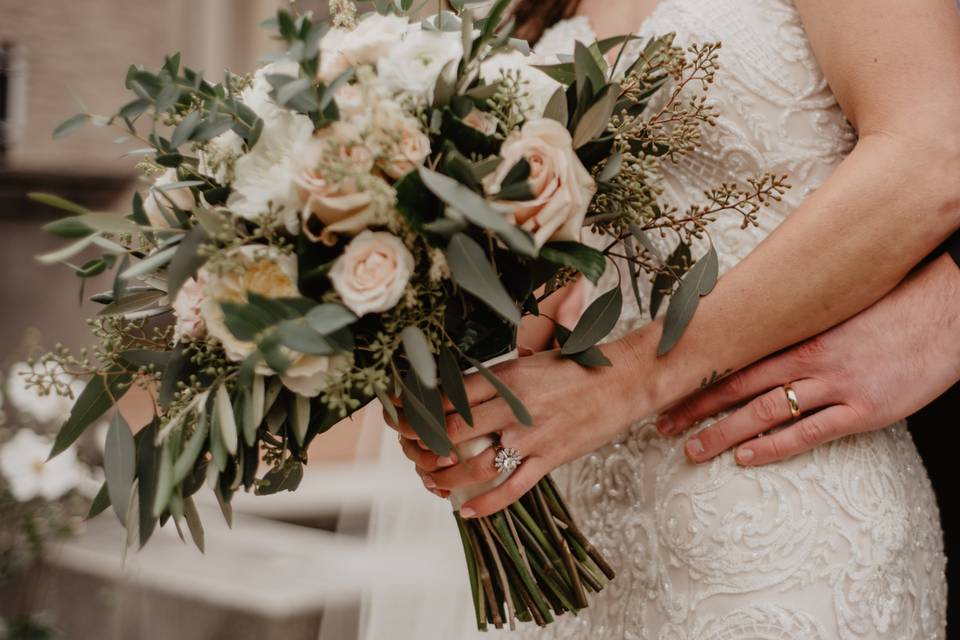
[[318, 403, 498, 640]]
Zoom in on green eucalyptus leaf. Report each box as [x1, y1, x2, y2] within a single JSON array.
[[53, 113, 90, 139], [87, 482, 111, 520], [402, 326, 437, 388], [657, 244, 719, 356], [572, 84, 617, 148], [305, 304, 356, 334], [30, 193, 90, 216], [183, 495, 205, 553], [447, 233, 521, 325], [649, 241, 690, 319], [104, 413, 136, 524], [49, 369, 131, 459], [543, 87, 569, 123], [439, 347, 473, 427], [539, 242, 606, 284], [215, 384, 238, 456], [173, 408, 208, 484], [399, 370, 451, 457], [461, 355, 532, 426], [561, 286, 622, 355], [574, 41, 606, 93], [97, 289, 166, 317]]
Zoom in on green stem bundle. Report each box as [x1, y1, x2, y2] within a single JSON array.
[[454, 475, 614, 631]]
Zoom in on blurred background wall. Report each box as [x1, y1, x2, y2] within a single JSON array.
[[0, 3, 398, 639]]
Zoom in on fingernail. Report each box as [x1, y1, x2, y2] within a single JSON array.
[[685, 437, 704, 459], [656, 414, 673, 435], [460, 507, 476, 518], [736, 447, 755, 465], [437, 456, 455, 467], [422, 475, 437, 489]]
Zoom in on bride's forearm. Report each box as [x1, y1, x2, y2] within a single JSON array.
[[609, 132, 960, 421]]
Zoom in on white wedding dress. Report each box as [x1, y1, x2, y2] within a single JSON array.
[[348, 1, 947, 639], [521, 1, 948, 639]]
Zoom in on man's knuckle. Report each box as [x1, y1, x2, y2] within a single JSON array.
[[724, 372, 749, 399], [752, 394, 780, 423], [795, 335, 828, 363], [798, 419, 826, 447]]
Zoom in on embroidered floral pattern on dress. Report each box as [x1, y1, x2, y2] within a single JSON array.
[[519, 1, 947, 638]]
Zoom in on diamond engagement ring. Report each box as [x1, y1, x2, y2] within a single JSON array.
[[493, 446, 522, 473]]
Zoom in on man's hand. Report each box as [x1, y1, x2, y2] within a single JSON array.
[[657, 254, 960, 466]]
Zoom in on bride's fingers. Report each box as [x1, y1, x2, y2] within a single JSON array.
[[446, 398, 516, 445], [399, 436, 458, 473], [734, 404, 863, 466], [683, 378, 832, 463], [427, 446, 500, 490], [658, 355, 802, 437], [458, 457, 551, 519]]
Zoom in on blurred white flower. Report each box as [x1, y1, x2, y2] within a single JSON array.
[[378, 29, 463, 102], [0, 430, 84, 502], [197, 129, 244, 185], [5, 363, 80, 425], [481, 51, 561, 118], [320, 13, 410, 81]]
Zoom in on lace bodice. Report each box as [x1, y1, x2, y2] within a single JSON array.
[[517, 2, 947, 639]]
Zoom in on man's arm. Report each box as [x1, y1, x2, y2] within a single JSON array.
[[658, 250, 960, 465]]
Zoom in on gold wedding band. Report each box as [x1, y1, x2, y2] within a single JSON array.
[[783, 383, 802, 419]]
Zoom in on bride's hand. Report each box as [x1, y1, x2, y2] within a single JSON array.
[[387, 341, 645, 518]]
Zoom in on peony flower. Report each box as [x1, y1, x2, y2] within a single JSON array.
[[330, 231, 414, 316], [293, 123, 385, 245], [0, 429, 84, 502], [143, 169, 195, 228], [228, 61, 315, 233], [5, 363, 81, 425], [319, 13, 410, 81], [378, 29, 463, 102], [198, 246, 337, 397], [483, 119, 596, 247], [461, 108, 499, 136], [173, 274, 208, 343], [480, 51, 562, 118]]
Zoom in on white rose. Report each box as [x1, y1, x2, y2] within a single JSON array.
[[330, 231, 414, 316], [143, 169, 195, 228], [320, 14, 410, 81], [293, 123, 383, 245], [378, 29, 463, 102], [173, 275, 207, 343], [483, 119, 596, 247], [198, 246, 335, 396], [480, 51, 561, 118]]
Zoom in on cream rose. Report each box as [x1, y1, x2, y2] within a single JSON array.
[[293, 123, 382, 245], [330, 231, 414, 316], [173, 274, 207, 343], [461, 108, 498, 136], [483, 119, 596, 247], [372, 113, 431, 179], [143, 169, 195, 228], [198, 246, 334, 397]]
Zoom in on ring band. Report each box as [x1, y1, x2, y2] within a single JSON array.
[[783, 383, 802, 419], [493, 446, 522, 473]]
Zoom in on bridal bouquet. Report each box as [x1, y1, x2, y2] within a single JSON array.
[[28, 0, 787, 630]]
